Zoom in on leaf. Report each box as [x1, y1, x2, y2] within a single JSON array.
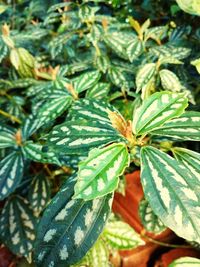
[[126, 38, 143, 62], [172, 147, 200, 180], [10, 49, 20, 69], [48, 120, 125, 155], [68, 98, 117, 126], [0, 131, 16, 148], [86, 83, 110, 99], [0, 196, 37, 260], [34, 176, 113, 267], [191, 58, 200, 74], [150, 111, 200, 141], [35, 96, 72, 129], [176, 0, 200, 16], [169, 257, 200, 267], [139, 199, 167, 234], [108, 66, 128, 88], [28, 174, 51, 216], [74, 143, 129, 200], [103, 221, 145, 249], [95, 55, 110, 73], [104, 33, 129, 60], [132, 91, 188, 136], [150, 46, 191, 60], [135, 63, 157, 93], [159, 69, 182, 92], [0, 151, 24, 200], [72, 71, 101, 94], [141, 146, 200, 243], [22, 141, 60, 165]]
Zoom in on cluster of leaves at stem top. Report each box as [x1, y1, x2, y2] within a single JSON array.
[[0, 0, 200, 266]]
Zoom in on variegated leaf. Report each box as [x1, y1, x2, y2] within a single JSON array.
[[35, 96, 73, 129], [150, 46, 191, 60], [68, 98, 116, 126], [150, 111, 200, 141], [0, 151, 24, 200], [95, 55, 110, 73], [0, 196, 37, 260], [72, 71, 101, 94], [0, 131, 16, 148], [176, 0, 200, 16], [126, 38, 143, 62], [169, 257, 200, 267], [74, 143, 129, 200], [86, 83, 110, 99], [34, 176, 113, 267], [22, 141, 60, 165], [141, 146, 200, 243], [28, 174, 51, 216], [136, 63, 157, 93], [48, 120, 125, 154], [103, 221, 145, 249], [159, 69, 181, 92], [172, 147, 200, 181], [132, 91, 188, 136], [139, 199, 167, 234], [104, 33, 129, 60], [108, 66, 128, 88]]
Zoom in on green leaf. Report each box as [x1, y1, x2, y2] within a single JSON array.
[[172, 147, 200, 180], [103, 221, 145, 249], [169, 257, 200, 267], [0, 196, 37, 260], [126, 38, 143, 62], [74, 143, 129, 200], [0, 131, 16, 148], [0, 151, 24, 200], [72, 71, 101, 94], [141, 146, 200, 243], [86, 83, 110, 99], [132, 91, 188, 136], [104, 33, 129, 60], [135, 63, 157, 93], [36, 96, 72, 129], [34, 176, 113, 267], [191, 58, 200, 74], [28, 174, 51, 216], [48, 120, 125, 155], [159, 69, 181, 92], [176, 0, 200, 16], [22, 141, 60, 165], [150, 111, 200, 141], [95, 55, 110, 73], [108, 66, 128, 88], [150, 46, 191, 60], [139, 199, 167, 234]]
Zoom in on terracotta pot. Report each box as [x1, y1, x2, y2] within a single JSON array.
[[0, 245, 16, 267], [112, 170, 174, 267]]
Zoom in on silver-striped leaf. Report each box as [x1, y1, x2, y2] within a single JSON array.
[[34, 176, 113, 267], [48, 120, 125, 155], [127, 38, 143, 62], [108, 66, 128, 88], [0, 196, 37, 260], [74, 143, 129, 200], [150, 46, 191, 60], [149, 111, 200, 141], [28, 174, 51, 216], [159, 69, 182, 92], [35, 96, 73, 129], [22, 141, 60, 165], [103, 221, 145, 249], [0, 151, 24, 200], [172, 147, 200, 181], [86, 83, 110, 99], [0, 130, 16, 148], [139, 199, 167, 234], [72, 71, 101, 94], [95, 55, 110, 73], [135, 63, 157, 93], [141, 146, 200, 243], [132, 91, 188, 136], [169, 257, 200, 267]]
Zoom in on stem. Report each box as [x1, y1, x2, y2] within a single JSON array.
[[0, 109, 22, 124], [142, 233, 191, 249]]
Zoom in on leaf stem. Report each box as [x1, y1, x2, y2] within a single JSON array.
[[0, 109, 22, 124]]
